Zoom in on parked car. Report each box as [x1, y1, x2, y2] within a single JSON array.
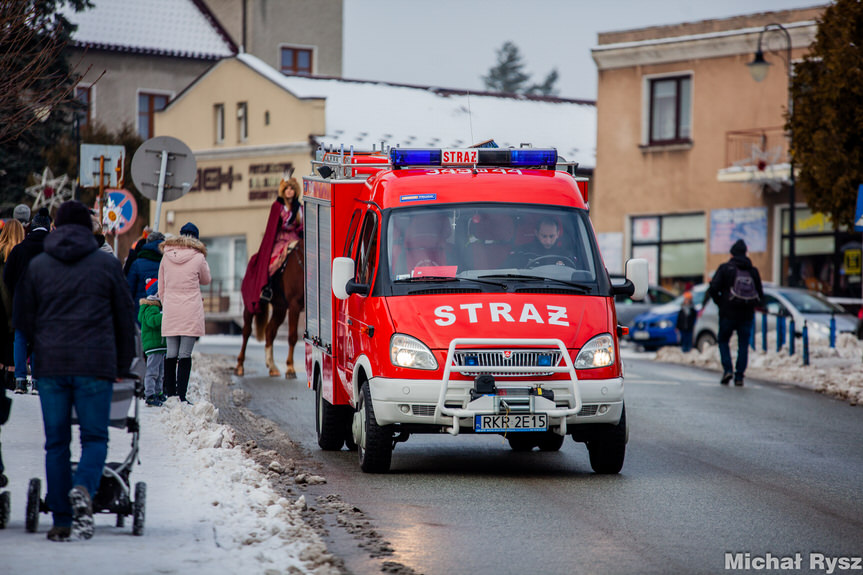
[[628, 284, 709, 351], [694, 285, 858, 351], [611, 275, 676, 327]]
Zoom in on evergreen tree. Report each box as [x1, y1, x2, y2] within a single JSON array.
[[482, 41, 531, 94], [526, 69, 560, 97], [0, 0, 92, 214], [789, 0, 863, 227]]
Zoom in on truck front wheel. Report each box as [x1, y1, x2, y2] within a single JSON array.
[[355, 383, 393, 473], [586, 406, 627, 474], [316, 371, 347, 451]]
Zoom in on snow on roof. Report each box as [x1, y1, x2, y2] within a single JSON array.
[[236, 53, 597, 169], [63, 0, 235, 60]]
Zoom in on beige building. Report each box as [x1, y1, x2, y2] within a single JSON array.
[[591, 6, 858, 301], [152, 54, 597, 329]]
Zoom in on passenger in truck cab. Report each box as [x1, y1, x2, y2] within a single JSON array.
[[508, 216, 573, 268], [390, 212, 453, 278]]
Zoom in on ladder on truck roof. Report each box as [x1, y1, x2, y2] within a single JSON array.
[[311, 144, 390, 181]]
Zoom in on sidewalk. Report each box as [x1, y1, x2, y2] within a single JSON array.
[[654, 333, 863, 405]]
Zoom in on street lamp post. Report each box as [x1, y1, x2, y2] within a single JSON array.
[[747, 22, 798, 287]]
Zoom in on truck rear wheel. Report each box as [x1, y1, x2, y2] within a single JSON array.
[[315, 371, 346, 451], [356, 383, 392, 473], [586, 405, 627, 474]]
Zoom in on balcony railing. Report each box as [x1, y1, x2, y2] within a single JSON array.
[[725, 126, 789, 170]]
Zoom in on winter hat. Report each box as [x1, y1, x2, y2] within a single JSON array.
[[13, 204, 30, 224], [145, 278, 159, 300], [180, 222, 199, 239], [730, 239, 748, 256], [31, 207, 52, 230], [147, 231, 165, 244], [55, 200, 93, 229]]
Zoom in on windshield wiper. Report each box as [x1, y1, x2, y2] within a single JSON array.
[[394, 276, 507, 288], [478, 274, 592, 292]]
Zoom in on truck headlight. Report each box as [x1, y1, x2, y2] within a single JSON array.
[[575, 333, 615, 369], [657, 319, 673, 329], [390, 334, 438, 370]]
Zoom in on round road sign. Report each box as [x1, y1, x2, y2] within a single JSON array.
[[103, 189, 138, 235], [131, 136, 197, 202]]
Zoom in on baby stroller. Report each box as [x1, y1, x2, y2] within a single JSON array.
[[0, 386, 11, 529], [25, 375, 146, 536]]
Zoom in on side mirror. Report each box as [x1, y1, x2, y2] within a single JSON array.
[[624, 258, 649, 301], [332, 257, 355, 300]]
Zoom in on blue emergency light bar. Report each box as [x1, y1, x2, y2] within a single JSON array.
[[390, 148, 558, 168]]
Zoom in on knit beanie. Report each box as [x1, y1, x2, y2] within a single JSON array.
[[31, 207, 52, 230], [145, 278, 159, 300], [180, 222, 199, 239], [55, 201, 92, 229], [13, 204, 30, 224], [730, 239, 747, 256]]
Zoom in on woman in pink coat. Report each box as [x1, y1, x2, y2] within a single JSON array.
[[158, 222, 211, 403]]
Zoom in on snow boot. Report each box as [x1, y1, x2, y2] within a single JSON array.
[[177, 358, 192, 403], [29, 379, 37, 395], [68, 485, 94, 540], [13, 378, 27, 395], [145, 395, 162, 407], [164, 358, 177, 397]]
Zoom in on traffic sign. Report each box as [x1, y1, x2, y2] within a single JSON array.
[[79, 144, 125, 187], [102, 189, 137, 235], [854, 183, 863, 232], [131, 136, 196, 202]]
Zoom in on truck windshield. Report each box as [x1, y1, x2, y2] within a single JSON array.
[[385, 204, 600, 289]]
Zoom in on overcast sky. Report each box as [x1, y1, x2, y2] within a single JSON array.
[[343, 0, 824, 100]]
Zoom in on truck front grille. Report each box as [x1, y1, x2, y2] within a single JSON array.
[[451, 349, 562, 377]]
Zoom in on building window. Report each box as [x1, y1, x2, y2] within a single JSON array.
[[280, 46, 313, 76], [237, 102, 248, 142], [631, 212, 705, 292], [137, 92, 169, 139], [75, 85, 91, 127], [649, 76, 692, 145], [214, 103, 225, 143]]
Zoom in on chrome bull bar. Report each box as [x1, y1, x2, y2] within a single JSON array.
[[436, 338, 582, 437]]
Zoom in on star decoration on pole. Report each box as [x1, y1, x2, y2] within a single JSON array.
[[24, 167, 76, 212]]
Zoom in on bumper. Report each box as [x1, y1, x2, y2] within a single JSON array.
[[369, 375, 624, 429]]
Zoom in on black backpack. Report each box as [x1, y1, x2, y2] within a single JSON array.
[[729, 265, 759, 304]]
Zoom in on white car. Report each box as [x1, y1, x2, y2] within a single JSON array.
[[694, 285, 857, 351]]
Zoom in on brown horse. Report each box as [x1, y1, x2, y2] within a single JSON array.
[[235, 240, 304, 378]]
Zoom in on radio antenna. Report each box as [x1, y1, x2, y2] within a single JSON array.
[[467, 90, 474, 144]]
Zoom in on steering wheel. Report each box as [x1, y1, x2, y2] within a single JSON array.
[[526, 254, 578, 268]]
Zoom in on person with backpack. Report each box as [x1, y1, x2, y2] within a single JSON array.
[[707, 239, 764, 386]]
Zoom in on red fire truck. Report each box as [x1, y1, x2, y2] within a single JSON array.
[[303, 146, 647, 473]]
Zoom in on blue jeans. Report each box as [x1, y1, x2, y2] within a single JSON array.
[[38, 376, 112, 528], [13, 329, 31, 380], [718, 316, 754, 380], [680, 330, 693, 353]]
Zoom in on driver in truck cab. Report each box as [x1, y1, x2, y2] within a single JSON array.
[[507, 216, 570, 267]]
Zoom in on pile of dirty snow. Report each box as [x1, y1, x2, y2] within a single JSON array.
[[656, 333, 863, 406]]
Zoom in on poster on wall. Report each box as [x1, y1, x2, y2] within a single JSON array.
[[710, 207, 767, 254], [632, 245, 658, 285], [597, 232, 624, 275]]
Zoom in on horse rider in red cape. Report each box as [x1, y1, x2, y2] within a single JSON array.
[[241, 169, 303, 314]]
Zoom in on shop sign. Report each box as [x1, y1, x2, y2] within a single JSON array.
[[710, 207, 767, 254], [248, 162, 293, 201], [190, 165, 242, 192]]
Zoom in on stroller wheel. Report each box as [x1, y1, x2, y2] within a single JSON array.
[[26, 478, 41, 533], [0, 491, 9, 528], [132, 482, 146, 536]]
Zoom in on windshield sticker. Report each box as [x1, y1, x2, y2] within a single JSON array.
[[400, 193, 437, 202], [433, 303, 569, 327]]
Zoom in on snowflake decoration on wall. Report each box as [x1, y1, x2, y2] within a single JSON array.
[[732, 144, 787, 196], [24, 167, 76, 212]]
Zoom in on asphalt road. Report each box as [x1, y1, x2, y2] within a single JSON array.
[[200, 339, 863, 575]]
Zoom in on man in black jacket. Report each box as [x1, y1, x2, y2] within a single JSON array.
[[14, 201, 136, 542], [707, 239, 764, 386], [4, 208, 52, 394]]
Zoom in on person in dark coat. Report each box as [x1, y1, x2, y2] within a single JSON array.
[[4, 208, 52, 393], [707, 239, 764, 386], [126, 231, 164, 319], [14, 200, 136, 542], [676, 291, 697, 353]]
